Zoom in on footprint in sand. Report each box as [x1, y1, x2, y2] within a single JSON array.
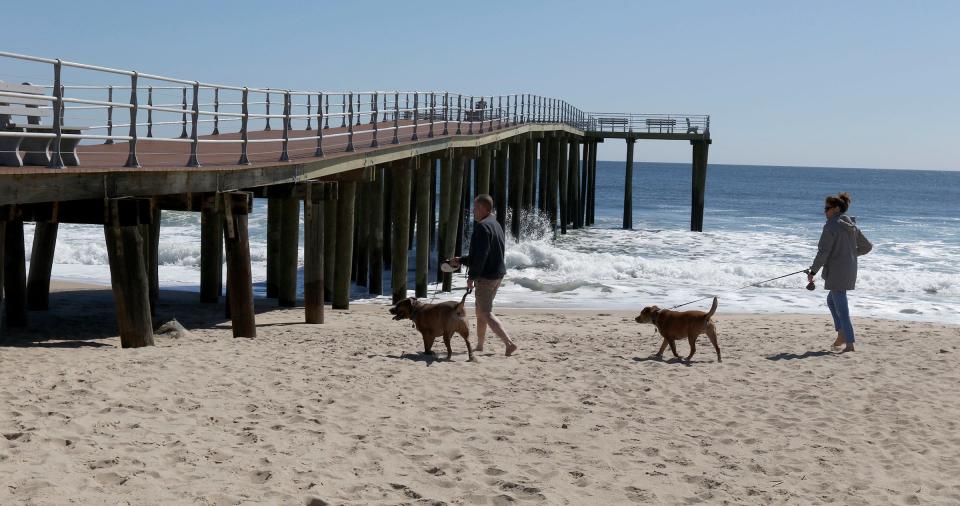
[[485, 467, 507, 476], [499, 481, 546, 501], [624, 486, 656, 502], [94, 472, 128, 486], [250, 470, 272, 484]]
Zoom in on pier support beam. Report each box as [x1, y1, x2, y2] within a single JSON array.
[[356, 182, 370, 288], [570, 140, 581, 229], [494, 144, 508, 230], [546, 136, 559, 232], [142, 206, 161, 315], [690, 139, 712, 232], [222, 192, 256, 337], [332, 181, 356, 309], [266, 198, 280, 298], [26, 222, 58, 311], [200, 198, 223, 303], [442, 151, 465, 292], [415, 156, 431, 298], [624, 138, 636, 230], [304, 182, 335, 324], [589, 140, 598, 226], [437, 153, 451, 283], [558, 136, 569, 234], [579, 142, 588, 228], [278, 196, 299, 307], [510, 141, 526, 241], [103, 199, 154, 347], [477, 146, 492, 195], [4, 220, 27, 327], [391, 159, 413, 304], [368, 168, 384, 295], [323, 197, 337, 298], [525, 137, 536, 210]]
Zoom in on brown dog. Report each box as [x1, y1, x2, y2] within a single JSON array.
[[635, 297, 721, 363], [389, 292, 474, 361]]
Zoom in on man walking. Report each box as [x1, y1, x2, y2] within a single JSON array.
[[451, 195, 517, 356]]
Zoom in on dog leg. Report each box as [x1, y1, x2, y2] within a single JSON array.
[[667, 339, 680, 360], [458, 327, 474, 362], [685, 336, 697, 362], [423, 334, 436, 355], [706, 324, 721, 362], [443, 332, 454, 361], [654, 338, 669, 360]]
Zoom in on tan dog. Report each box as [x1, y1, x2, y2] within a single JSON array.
[[635, 297, 721, 363], [389, 292, 474, 361]]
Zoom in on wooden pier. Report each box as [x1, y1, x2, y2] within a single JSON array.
[[0, 51, 711, 347]]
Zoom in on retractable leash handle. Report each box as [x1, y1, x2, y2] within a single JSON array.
[[804, 269, 816, 291]]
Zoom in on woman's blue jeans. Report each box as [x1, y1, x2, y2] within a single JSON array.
[[827, 290, 855, 344]]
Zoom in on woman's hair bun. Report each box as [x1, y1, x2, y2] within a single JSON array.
[[837, 192, 851, 205]]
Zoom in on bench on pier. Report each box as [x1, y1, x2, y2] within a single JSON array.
[[645, 118, 676, 133], [595, 117, 629, 131], [465, 99, 487, 122], [685, 118, 699, 134], [0, 81, 85, 167]]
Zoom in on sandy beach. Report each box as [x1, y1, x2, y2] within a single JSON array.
[[1, 283, 958, 505]]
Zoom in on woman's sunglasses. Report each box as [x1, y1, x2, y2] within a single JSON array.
[[824, 206, 834, 211]]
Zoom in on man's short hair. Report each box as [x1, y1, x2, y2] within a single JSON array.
[[475, 194, 494, 211]]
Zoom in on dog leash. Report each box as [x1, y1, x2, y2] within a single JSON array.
[[665, 269, 811, 310]]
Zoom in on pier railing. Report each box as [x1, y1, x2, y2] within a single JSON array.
[[0, 51, 590, 168], [585, 112, 710, 135]]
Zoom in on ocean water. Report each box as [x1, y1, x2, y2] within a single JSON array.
[[27, 163, 960, 324]]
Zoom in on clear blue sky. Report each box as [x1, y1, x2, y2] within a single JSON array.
[[2, 1, 957, 170]]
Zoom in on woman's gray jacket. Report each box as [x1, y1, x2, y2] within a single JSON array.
[[809, 214, 872, 290]]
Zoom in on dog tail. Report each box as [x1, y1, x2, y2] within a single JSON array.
[[456, 290, 470, 314], [706, 297, 718, 319]]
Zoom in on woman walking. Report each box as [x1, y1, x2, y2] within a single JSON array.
[[808, 192, 872, 352]]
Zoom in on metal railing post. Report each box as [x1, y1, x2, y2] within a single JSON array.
[[428, 92, 435, 138], [456, 94, 462, 134], [357, 93, 362, 126], [468, 96, 474, 134], [324, 94, 330, 129], [383, 92, 388, 122], [315, 92, 325, 156], [124, 72, 140, 168], [346, 91, 355, 151], [443, 91, 449, 135], [498, 95, 503, 129], [489, 95, 494, 131], [371, 91, 379, 147], [146, 86, 153, 137], [47, 59, 64, 169], [179, 86, 188, 138], [105, 85, 115, 144], [239, 87, 250, 164], [187, 81, 201, 167], [265, 90, 272, 131], [212, 87, 220, 135], [512, 94, 517, 127], [306, 93, 312, 130], [392, 91, 400, 144], [411, 92, 419, 141], [280, 91, 290, 161], [340, 93, 346, 128], [478, 95, 483, 134]]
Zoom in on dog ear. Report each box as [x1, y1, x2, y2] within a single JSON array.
[[650, 305, 660, 311]]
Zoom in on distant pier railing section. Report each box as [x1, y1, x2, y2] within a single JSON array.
[[0, 51, 593, 169], [584, 113, 710, 135]]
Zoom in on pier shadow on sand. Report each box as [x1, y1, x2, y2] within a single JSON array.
[[765, 350, 835, 361]]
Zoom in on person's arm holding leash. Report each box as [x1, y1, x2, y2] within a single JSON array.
[[856, 227, 872, 256], [452, 224, 490, 290], [808, 223, 835, 283]]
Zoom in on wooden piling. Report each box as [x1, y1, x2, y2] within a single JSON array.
[[200, 197, 223, 303], [570, 140, 581, 229], [391, 159, 413, 303], [278, 196, 299, 307], [477, 146, 492, 195], [415, 156, 431, 297], [356, 182, 369, 287], [539, 138, 550, 212], [222, 192, 256, 337], [558, 137, 570, 234], [332, 181, 356, 309], [103, 199, 154, 347], [442, 151, 464, 292], [266, 197, 280, 298], [456, 154, 471, 258], [690, 140, 711, 232], [589, 141, 598, 225], [579, 142, 589, 228], [495, 144, 508, 230], [368, 168, 384, 295], [510, 141, 526, 241], [26, 222, 58, 310], [429, 159, 437, 251], [382, 168, 393, 270], [143, 206, 161, 315], [437, 152, 451, 282], [624, 138, 636, 230], [323, 198, 337, 297], [304, 182, 329, 324], [4, 220, 27, 327], [524, 137, 536, 210]]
